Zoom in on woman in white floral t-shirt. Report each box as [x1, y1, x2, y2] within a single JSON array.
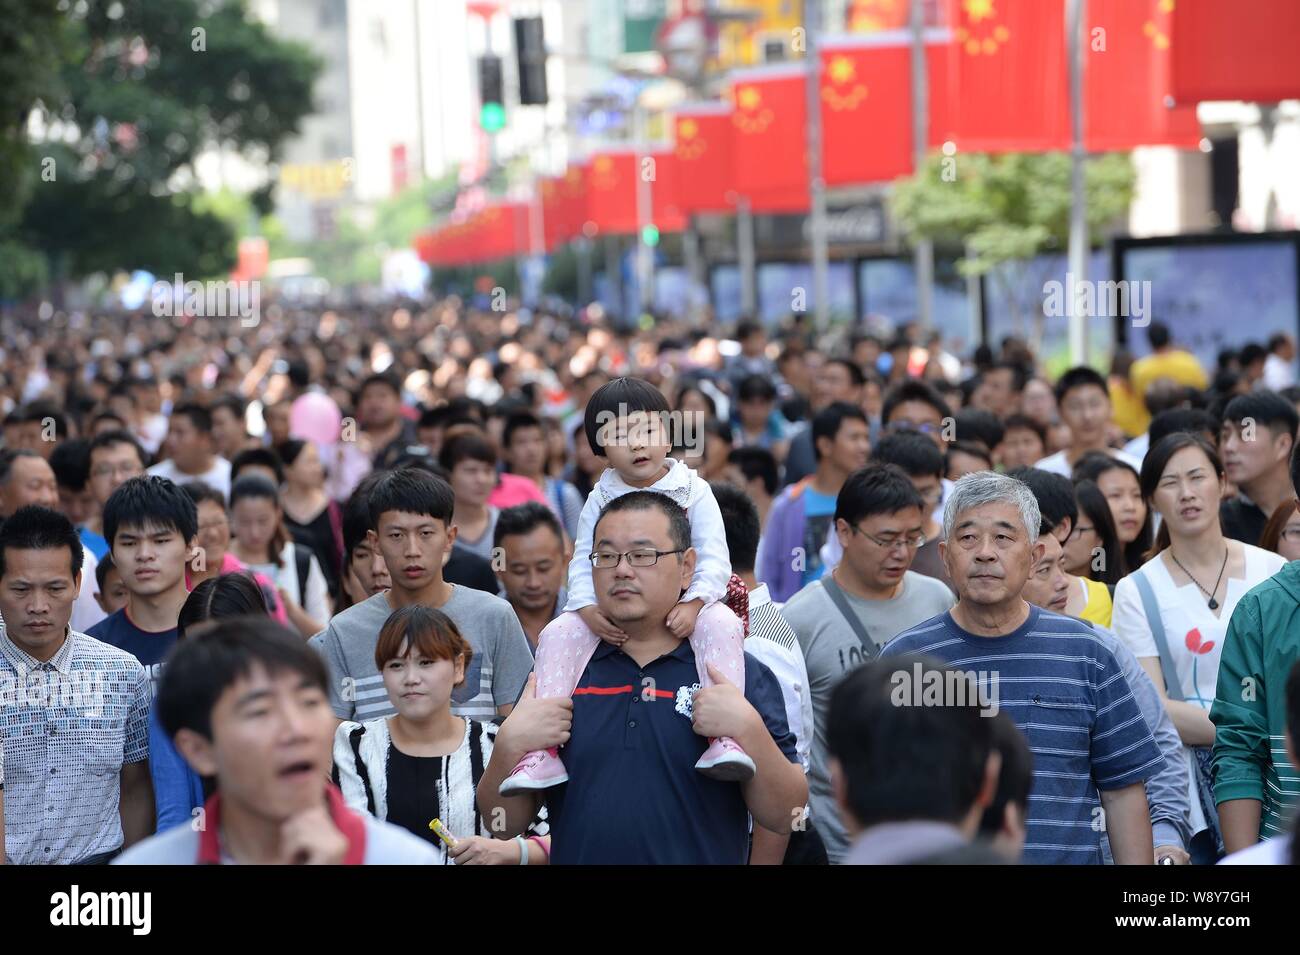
[[1113, 433, 1285, 862]]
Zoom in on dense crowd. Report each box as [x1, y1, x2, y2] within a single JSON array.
[[2, 296, 1299, 865]]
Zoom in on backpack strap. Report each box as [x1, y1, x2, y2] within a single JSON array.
[[820, 572, 880, 659], [293, 544, 312, 606], [1133, 568, 1185, 703]]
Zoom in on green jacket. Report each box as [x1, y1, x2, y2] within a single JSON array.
[[1211, 559, 1300, 840]]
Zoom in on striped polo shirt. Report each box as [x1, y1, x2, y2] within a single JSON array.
[[880, 604, 1164, 864]]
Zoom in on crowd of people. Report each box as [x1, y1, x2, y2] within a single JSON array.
[[2, 296, 1300, 865]]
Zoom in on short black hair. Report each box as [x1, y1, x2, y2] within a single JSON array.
[[953, 409, 1005, 452], [178, 573, 270, 640], [210, 393, 247, 420], [710, 481, 760, 574], [342, 472, 385, 556], [438, 432, 497, 471], [156, 617, 328, 741], [19, 401, 67, 439], [493, 501, 564, 548], [0, 448, 43, 487], [181, 480, 227, 511], [1006, 467, 1077, 531], [367, 466, 455, 530], [358, 372, 402, 400], [835, 463, 925, 526], [1054, 366, 1109, 405], [585, 377, 671, 458], [1240, 343, 1267, 368], [727, 447, 779, 496], [103, 475, 198, 550], [49, 438, 91, 492], [984, 361, 1028, 393], [0, 505, 84, 581], [1147, 321, 1171, 350], [812, 402, 869, 462], [1223, 391, 1300, 441], [1148, 407, 1219, 449], [95, 550, 116, 593], [826, 656, 994, 829], [881, 380, 952, 426], [1000, 413, 1046, 445], [978, 711, 1034, 837], [171, 402, 213, 434], [88, 429, 147, 470], [871, 431, 944, 480], [275, 438, 309, 468], [592, 490, 691, 554], [1292, 439, 1300, 501], [947, 440, 994, 472], [230, 447, 285, 485], [736, 374, 778, 403], [502, 411, 545, 450], [824, 357, 866, 388]]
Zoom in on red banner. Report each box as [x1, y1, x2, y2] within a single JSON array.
[[672, 105, 735, 213], [1169, 0, 1300, 104], [728, 65, 810, 212]]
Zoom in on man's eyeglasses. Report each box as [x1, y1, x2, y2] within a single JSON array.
[[589, 548, 686, 569], [848, 526, 926, 551]]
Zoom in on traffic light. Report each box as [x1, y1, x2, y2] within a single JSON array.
[[514, 16, 548, 106], [640, 224, 660, 247], [478, 55, 505, 132]]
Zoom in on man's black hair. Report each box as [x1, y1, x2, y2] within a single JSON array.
[[881, 379, 952, 425], [824, 357, 866, 389], [95, 550, 116, 594], [985, 361, 1028, 393], [49, 438, 92, 492], [737, 374, 778, 404], [1223, 391, 1300, 441], [1239, 343, 1267, 367], [88, 429, 147, 470], [1005, 466, 1078, 532], [826, 656, 994, 829], [0, 505, 84, 581], [1148, 407, 1219, 449], [171, 401, 213, 434], [947, 440, 994, 471], [871, 430, 944, 479], [438, 432, 497, 472], [210, 393, 247, 420], [156, 617, 328, 741], [502, 411, 545, 450], [367, 466, 455, 530], [978, 711, 1035, 837], [341, 472, 385, 557], [358, 372, 402, 400], [835, 463, 925, 526], [593, 490, 691, 554], [230, 447, 285, 485], [0, 448, 43, 487], [953, 408, 1005, 452], [19, 401, 68, 439], [1053, 366, 1109, 405], [493, 501, 564, 549], [812, 402, 869, 462], [1147, 321, 1171, 350], [584, 376, 671, 459], [1001, 413, 1046, 444], [103, 475, 198, 550], [734, 318, 762, 341], [727, 447, 779, 497], [710, 481, 761, 574]]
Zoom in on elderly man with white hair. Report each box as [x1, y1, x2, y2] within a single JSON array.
[[879, 471, 1163, 865]]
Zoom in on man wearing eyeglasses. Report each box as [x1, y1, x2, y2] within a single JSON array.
[[81, 430, 149, 560], [478, 491, 806, 864], [783, 464, 955, 862]]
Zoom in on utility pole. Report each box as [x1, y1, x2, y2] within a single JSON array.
[[910, 0, 933, 331], [1066, 0, 1088, 365], [804, 0, 830, 334]]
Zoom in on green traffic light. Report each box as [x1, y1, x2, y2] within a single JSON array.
[[480, 102, 506, 132], [641, 224, 660, 247]]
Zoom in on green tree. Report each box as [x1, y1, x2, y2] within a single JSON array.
[[892, 151, 1135, 353], [6, 0, 319, 299]]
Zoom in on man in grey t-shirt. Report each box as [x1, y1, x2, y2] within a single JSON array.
[[309, 467, 533, 724], [783, 465, 955, 863]]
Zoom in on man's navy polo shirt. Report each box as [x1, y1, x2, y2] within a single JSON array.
[[546, 639, 798, 864]]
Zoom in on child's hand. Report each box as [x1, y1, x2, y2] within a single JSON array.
[[665, 598, 704, 639], [578, 604, 628, 646]]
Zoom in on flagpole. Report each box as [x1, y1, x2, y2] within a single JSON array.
[[738, 195, 757, 317], [804, 0, 831, 335], [910, 0, 934, 333], [1067, 0, 1088, 366]]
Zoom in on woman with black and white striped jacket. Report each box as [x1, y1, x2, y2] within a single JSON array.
[[332, 604, 548, 865]]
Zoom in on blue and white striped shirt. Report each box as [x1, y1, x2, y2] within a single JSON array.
[[880, 605, 1164, 865]]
